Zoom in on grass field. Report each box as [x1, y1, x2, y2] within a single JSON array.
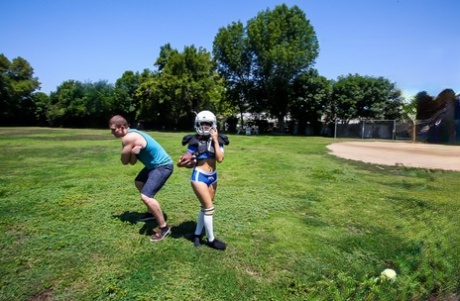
[[0, 127, 459, 301]]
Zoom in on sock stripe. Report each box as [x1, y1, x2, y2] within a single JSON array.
[[202, 207, 215, 216]]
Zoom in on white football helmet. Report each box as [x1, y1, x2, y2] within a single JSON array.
[[194, 110, 217, 135]]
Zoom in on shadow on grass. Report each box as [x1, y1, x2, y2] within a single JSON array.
[[112, 211, 161, 236], [112, 211, 197, 240], [112, 211, 156, 224], [171, 221, 197, 241]]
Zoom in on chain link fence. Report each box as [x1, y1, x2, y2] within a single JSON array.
[[332, 119, 460, 143]]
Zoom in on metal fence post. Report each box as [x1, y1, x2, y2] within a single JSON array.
[[392, 120, 396, 140], [334, 119, 337, 139]]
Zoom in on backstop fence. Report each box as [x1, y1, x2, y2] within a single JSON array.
[[333, 119, 460, 143]]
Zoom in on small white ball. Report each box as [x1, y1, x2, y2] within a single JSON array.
[[381, 268, 397, 281]]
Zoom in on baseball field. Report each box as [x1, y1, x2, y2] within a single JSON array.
[[1, 128, 459, 300]]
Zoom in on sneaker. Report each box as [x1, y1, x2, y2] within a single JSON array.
[[208, 238, 226, 250], [193, 235, 203, 247], [150, 226, 171, 242], [139, 212, 155, 222]]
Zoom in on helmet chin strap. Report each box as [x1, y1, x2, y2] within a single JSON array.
[[207, 137, 212, 151]]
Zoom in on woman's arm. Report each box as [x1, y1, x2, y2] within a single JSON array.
[[211, 129, 224, 163]]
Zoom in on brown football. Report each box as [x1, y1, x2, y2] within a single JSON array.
[[177, 153, 196, 168]]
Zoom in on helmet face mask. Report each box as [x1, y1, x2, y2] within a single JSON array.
[[195, 110, 217, 135]]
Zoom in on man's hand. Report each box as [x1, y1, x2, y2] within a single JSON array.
[[131, 145, 143, 155]]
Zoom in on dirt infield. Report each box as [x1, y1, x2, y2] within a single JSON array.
[[327, 141, 460, 171]]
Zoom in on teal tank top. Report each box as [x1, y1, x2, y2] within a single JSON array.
[[128, 129, 173, 168]]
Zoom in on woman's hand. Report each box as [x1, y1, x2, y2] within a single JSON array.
[[210, 128, 218, 141]]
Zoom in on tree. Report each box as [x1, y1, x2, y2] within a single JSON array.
[[247, 4, 319, 132], [213, 21, 255, 128], [31, 92, 50, 126], [155, 43, 178, 72], [47, 80, 86, 127], [290, 69, 331, 135], [362, 77, 403, 120], [330, 75, 364, 124], [47, 80, 82, 126], [330, 74, 403, 123], [83, 80, 114, 127], [47, 80, 114, 127], [0, 54, 13, 124], [113, 71, 142, 123], [414, 91, 435, 120], [137, 45, 224, 130], [0, 54, 40, 125]]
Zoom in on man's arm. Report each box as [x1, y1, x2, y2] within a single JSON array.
[[121, 144, 135, 165], [120, 135, 137, 165]]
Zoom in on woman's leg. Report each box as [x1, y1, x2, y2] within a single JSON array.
[[192, 181, 214, 239], [192, 182, 225, 250]]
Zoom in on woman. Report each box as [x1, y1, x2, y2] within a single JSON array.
[[177, 110, 229, 250]]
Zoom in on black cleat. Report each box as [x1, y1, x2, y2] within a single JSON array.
[[208, 238, 226, 251], [193, 235, 203, 247]]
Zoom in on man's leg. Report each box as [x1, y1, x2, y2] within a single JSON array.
[[139, 165, 173, 242], [135, 181, 155, 221]]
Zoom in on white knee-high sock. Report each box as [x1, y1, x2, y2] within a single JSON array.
[[203, 207, 215, 242], [194, 209, 204, 236]]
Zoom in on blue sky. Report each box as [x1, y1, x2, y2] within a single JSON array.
[[1, 0, 459, 99]]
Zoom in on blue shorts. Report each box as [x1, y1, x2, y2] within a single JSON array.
[[135, 164, 173, 197], [190, 168, 217, 186]]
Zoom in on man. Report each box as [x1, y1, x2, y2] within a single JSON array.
[[109, 115, 173, 242]]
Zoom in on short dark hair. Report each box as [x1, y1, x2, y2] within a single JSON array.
[[109, 115, 129, 128]]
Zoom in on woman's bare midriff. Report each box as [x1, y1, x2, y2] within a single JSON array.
[[196, 158, 216, 172]]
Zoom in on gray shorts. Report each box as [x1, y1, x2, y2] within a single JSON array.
[[135, 164, 173, 198]]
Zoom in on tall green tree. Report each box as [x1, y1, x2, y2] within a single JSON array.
[[330, 74, 403, 123], [47, 80, 86, 127], [31, 92, 50, 126], [0, 54, 40, 125], [137, 45, 224, 130], [213, 21, 255, 128], [113, 71, 142, 123], [362, 76, 403, 120], [290, 69, 331, 135], [330, 75, 362, 123], [136, 70, 171, 129], [247, 4, 319, 132], [155, 43, 178, 72], [83, 80, 114, 127], [47, 80, 114, 127], [0, 54, 11, 119]]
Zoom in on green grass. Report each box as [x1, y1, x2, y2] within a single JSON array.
[[0, 127, 459, 301]]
